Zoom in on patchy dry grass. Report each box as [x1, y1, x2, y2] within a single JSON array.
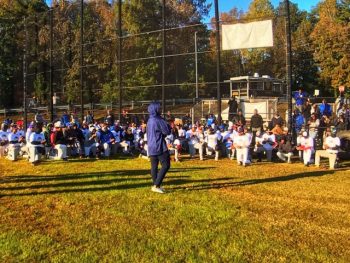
[[0, 156, 349, 262]]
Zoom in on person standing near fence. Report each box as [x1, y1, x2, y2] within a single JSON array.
[[293, 88, 308, 112], [228, 95, 238, 121], [319, 99, 332, 117], [250, 109, 264, 146], [147, 102, 171, 194]]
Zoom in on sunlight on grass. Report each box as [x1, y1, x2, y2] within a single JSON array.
[[0, 157, 349, 262]]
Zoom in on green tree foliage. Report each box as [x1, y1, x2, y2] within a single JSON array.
[[240, 0, 275, 75], [217, 1, 326, 95], [274, 2, 319, 92], [0, 0, 349, 108], [338, 0, 350, 23], [0, 0, 48, 107], [121, 0, 211, 101], [292, 17, 319, 91], [272, 2, 309, 80], [311, 0, 350, 93], [214, 8, 244, 80], [33, 73, 47, 104], [0, 19, 16, 107]]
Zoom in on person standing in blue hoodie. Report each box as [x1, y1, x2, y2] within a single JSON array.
[[319, 99, 332, 117], [293, 89, 308, 112], [147, 102, 171, 194]]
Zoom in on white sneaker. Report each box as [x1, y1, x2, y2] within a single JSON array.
[[151, 186, 165, 194]]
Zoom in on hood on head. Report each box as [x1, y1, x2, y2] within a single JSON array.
[[148, 102, 161, 117]]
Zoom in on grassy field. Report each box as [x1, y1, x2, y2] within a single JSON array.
[[0, 156, 349, 262]]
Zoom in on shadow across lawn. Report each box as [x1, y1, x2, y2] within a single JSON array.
[[170, 169, 337, 191], [0, 167, 342, 197], [0, 167, 224, 197], [0, 167, 213, 184], [1, 177, 234, 197]]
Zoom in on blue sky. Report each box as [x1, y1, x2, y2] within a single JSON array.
[[207, 0, 320, 19]]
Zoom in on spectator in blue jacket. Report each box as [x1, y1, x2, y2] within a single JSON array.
[[147, 102, 171, 194], [293, 89, 308, 112], [293, 109, 304, 134], [319, 99, 332, 117], [207, 113, 216, 127], [61, 111, 70, 125]]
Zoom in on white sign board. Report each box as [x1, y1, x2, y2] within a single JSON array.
[[222, 20, 274, 50]]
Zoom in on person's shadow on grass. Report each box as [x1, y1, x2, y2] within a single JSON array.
[[1, 168, 339, 197], [0, 167, 225, 197], [168, 169, 339, 191]]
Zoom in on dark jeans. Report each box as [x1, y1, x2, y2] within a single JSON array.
[[229, 113, 237, 122], [150, 151, 171, 187]]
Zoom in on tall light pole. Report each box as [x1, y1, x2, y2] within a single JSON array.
[[23, 17, 28, 130], [49, 6, 54, 122], [80, 0, 84, 122], [162, 0, 166, 115], [285, 0, 293, 134], [118, 0, 122, 121], [214, 0, 222, 124], [195, 31, 199, 100]]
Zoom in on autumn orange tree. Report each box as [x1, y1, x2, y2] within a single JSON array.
[[1, 0, 349, 108], [311, 0, 350, 95], [216, 0, 320, 94]]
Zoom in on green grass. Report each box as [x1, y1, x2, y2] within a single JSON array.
[[0, 156, 349, 262]]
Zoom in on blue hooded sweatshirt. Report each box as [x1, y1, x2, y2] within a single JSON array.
[[293, 91, 308, 106], [146, 103, 171, 156], [319, 103, 332, 117]]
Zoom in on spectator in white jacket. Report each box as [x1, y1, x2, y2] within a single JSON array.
[[187, 126, 204, 160], [0, 123, 9, 157], [28, 123, 46, 165], [297, 131, 314, 166], [315, 130, 340, 169], [205, 128, 219, 161], [234, 126, 250, 167], [7, 124, 23, 161]]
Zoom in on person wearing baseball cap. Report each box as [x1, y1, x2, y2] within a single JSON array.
[[51, 121, 68, 160], [7, 123, 22, 161], [28, 122, 46, 165]]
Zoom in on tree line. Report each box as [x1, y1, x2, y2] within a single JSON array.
[[0, 0, 349, 108]]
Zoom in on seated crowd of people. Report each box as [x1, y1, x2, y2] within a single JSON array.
[[0, 101, 347, 169]]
